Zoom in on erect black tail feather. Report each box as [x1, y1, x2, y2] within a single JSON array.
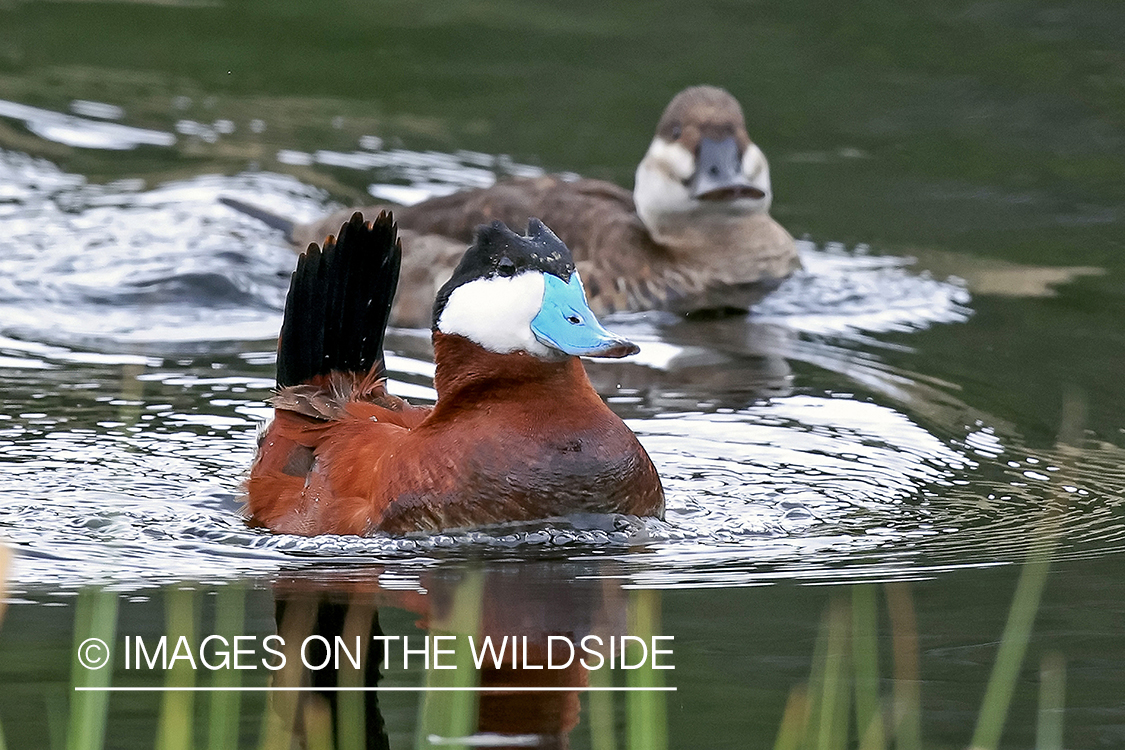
[[276, 211, 401, 389]]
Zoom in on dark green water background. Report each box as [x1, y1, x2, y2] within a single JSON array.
[[3, 0, 1122, 434], [0, 1, 1122, 748]]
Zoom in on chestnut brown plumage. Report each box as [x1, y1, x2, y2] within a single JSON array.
[[247, 212, 664, 535]]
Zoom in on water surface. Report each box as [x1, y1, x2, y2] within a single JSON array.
[[0, 1, 1123, 747]]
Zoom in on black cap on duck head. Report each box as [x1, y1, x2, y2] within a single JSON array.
[[432, 218, 576, 327], [432, 218, 638, 359]]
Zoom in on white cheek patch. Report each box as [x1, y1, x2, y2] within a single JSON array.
[[742, 143, 771, 188], [741, 144, 773, 211], [437, 271, 552, 356], [634, 138, 696, 226], [647, 137, 695, 181]]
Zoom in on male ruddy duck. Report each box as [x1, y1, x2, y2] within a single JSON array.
[[223, 85, 799, 326], [247, 211, 664, 535]]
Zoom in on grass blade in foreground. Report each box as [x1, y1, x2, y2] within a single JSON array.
[[626, 589, 667, 750], [67, 588, 119, 750]]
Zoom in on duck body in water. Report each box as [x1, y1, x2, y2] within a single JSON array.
[[223, 86, 799, 326], [247, 212, 664, 535]]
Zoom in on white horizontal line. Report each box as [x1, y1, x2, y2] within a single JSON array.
[[74, 686, 675, 693]]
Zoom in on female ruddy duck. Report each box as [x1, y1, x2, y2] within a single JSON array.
[[223, 86, 798, 326], [247, 211, 664, 535]]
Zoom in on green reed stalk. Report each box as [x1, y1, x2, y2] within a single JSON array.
[[885, 582, 921, 750], [588, 657, 617, 750], [772, 685, 808, 750], [969, 545, 1052, 750], [303, 696, 335, 750], [157, 587, 196, 750], [626, 588, 667, 750], [850, 585, 881, 744], [67, 588, 119, 750], [208, 584, 246, 750], [801, 604, 831, 748], [856, 702, 886, 750], [814, 594, 850, 750], [415, 565, 484, 750], [970, 389, 1079, 750], [1036, 651, 1065, 750]]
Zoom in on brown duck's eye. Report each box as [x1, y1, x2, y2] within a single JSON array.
[[671, 123, 682, 140], [497, 257, 516, 277]]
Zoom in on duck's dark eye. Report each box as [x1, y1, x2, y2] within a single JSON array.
[[497, 257, 516, 277], [566, 315, 581, 325], [671, 123, 682, 140]]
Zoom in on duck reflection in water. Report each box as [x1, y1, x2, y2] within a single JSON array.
[[267, 559, 659, 750]]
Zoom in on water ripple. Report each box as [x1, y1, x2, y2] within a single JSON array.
[[0, 146, 1119, 594], [1, 354, 1121, 594]]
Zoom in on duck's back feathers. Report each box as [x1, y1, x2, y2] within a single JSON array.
[[247, 382, 429, 536], [287, 175, 795, 322], [396, 177, 637, 249], [400, 176, 797, 315], [288, 177, 634, 256], [292, 179, 666, 318]]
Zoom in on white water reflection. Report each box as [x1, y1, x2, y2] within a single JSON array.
[[756, 242, 973, 335], [0, 147, 971, 351], [0, 99, 176, 150], [2, 337, 1121, 594]]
